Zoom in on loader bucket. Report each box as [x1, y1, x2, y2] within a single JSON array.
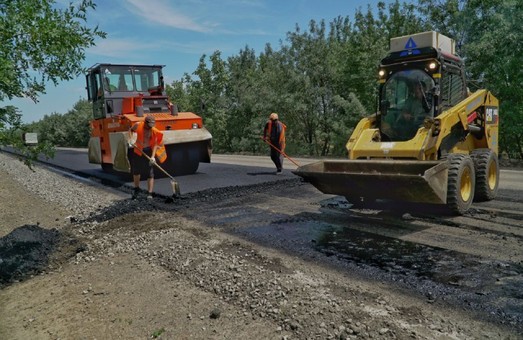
[[293, 160, 449, 205]]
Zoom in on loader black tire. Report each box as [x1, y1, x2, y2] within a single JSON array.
[[471, 149, 499, 202], [446, 154, 475, 215]]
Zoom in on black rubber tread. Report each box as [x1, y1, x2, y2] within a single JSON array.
[[471, 149, 499, 202], [166, 146, 200, 176], [101, 163, 113, 172], [446, 154, 475, 215], [151, 142, 205, 177]]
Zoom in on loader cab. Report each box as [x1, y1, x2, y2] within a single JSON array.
[[379, 68, 435, 141], [377, 32, 467, 142], [85, 64, 165, 119]]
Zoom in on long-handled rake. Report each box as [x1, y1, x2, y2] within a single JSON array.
[[131, 143, 181, 199], [260, 136, 301, 167]]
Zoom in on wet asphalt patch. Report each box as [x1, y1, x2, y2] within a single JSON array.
[[313, 216, 523, 326], [0, 225, 84, 287]]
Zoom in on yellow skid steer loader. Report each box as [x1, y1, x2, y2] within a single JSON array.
[[294, 32, 499, 214]]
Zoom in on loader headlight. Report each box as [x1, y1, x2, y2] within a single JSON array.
[[378, 69, 385, 77], [429, 62, 437, 70], [192, 123, 199, 129]]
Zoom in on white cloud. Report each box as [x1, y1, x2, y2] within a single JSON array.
[[124, 0, 209, 32], [158, 39, 222, 54], [87, 38, 156, 58], [85, 36, 232, 64]]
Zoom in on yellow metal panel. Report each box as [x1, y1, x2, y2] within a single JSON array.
[[349, 128, 431, 160], [345, 90, 499, 162], [346, 116, 375, 158]]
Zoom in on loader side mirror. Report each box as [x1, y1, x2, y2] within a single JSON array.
[[380, 100, 390, 116]]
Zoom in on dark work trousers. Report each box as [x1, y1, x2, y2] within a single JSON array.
[[128, 147, 155, 178], [270, 142, 284, 171]]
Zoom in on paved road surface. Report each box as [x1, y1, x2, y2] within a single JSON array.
[[38, 148, 522, 198], [44, 148, 326, 197]]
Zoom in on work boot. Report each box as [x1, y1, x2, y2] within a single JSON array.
[[276, 169, 282, 175], [147, 193, 153, 200], [132, 187, 140, 200]]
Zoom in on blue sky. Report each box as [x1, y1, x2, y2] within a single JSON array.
[[10, 0, 396, 123]]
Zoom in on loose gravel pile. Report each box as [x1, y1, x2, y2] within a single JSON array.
[[0, 153, 124, 221], [0, 153, 413, 338]]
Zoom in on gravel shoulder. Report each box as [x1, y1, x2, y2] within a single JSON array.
[[0, 152, 521, 339]]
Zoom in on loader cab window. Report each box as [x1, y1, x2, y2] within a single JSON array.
[[380, 69, 434, 141]]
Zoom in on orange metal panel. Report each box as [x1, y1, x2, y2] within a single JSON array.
[[122, 97, 135, 114]]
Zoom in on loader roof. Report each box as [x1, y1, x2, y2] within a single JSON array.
[[389, 31, 456, 55]]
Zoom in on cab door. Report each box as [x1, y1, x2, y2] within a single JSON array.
[[86, 70, 106, 119]]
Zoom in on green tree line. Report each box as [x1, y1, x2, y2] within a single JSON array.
[[24, 100, 92, 147], [5, 0, 522, 159], [163, 0, 522, 158], [0, 0, 104, 165]]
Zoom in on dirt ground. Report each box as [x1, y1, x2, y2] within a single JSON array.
[[0, 158, 522, 339]]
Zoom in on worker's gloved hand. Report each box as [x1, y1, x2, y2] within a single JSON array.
[[149, 158, 156, 166]]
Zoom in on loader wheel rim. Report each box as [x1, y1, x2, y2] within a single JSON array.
[[460, 167, 473, 202], [488, 161, 497, 190]]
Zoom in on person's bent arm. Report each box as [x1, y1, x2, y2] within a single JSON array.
[[128, 124, 138, 146]]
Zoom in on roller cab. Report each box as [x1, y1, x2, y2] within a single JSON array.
[[85, 63, 212, 176]]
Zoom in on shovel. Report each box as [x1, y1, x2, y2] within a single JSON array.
[[131, 143, 181, 199]]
